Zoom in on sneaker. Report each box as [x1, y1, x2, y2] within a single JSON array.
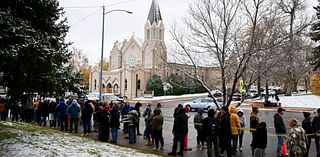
[[239, 147, 243, 152], [137, 133, 142, 136], [152, 147, 158, 151], [197, 144, 201, 148], [160, 146, 164, 150]]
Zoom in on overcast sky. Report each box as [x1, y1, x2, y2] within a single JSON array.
[[59, 0, 317, 65]]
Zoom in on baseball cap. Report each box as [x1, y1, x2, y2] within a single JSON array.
[[277, 107, 285, 113]]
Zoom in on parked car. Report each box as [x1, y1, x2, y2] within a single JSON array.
[[101, 94, 124, 104], [183, 97, 221, 111]]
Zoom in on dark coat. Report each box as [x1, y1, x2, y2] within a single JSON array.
[[97, 110, 110, 142], [252, 122, 267, 149], [219, 113, 232, 138], [110, 108, 120, 128], [81, 103, 93, 121], [172, 110, 188, 135], [312, 116, 320, 133], [274, 113, 286, 134], [302, 118, 314, 136], [202, 116, 219, 137]]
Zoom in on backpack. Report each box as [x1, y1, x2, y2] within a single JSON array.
[[208, 117, 220, 135]]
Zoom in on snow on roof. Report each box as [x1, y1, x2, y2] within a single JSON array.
[[133, 36, 144, 47], [110, 68, 122, 73]]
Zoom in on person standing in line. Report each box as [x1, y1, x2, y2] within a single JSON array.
[[121, 102, 131, 134], [250, 106, 260, 155], [57, 99, 68, 131], [287, 118, 308, 157], [168, 107, 188, 156], [219, 106, 232, 157], [237, 109, 246, 152], [312, 108, 320, 153], [81, 101, 94, 136], [194, 109, 205, 148], [230, 106, 241, 154], [302, 112, 313, 157], [125, 109, 139, 144], [274, 107, 287, 157], [68, 100, 81, 133], [252, 122, 267, 157], [203, 109, 220, 157], [134, 101, 142, 136], [110, 104, 120, 143], [96, 105, 110, 142], [152, 107, 164, 151], [143, 103, 154, 146]]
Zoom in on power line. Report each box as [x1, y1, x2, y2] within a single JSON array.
[[69, 7, 102, 27], [107, 0, 138, 7], [63, 6, 101, 9]]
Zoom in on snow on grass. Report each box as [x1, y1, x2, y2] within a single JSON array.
[[0, 121, 160, 157], [133, 93, 208, 101], [280, 95, 320, 109]]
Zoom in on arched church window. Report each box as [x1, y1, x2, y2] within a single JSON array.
[[125, 79, 128, 90], [137, 79, 141, 90], [147, 29, 150, 39], [94, 79, 97, 89]]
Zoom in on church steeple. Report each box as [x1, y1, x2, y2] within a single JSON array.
[[147, 0, 162, 25]]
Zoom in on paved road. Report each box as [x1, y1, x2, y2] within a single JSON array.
[[117, 100, 318, 157]]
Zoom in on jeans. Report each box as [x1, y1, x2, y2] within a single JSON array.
[[254, 148, 265, 157], [153, 129, 164, 149], [129, 125, 136, 143], [82, 118, 91, 134], [171, 133, 185, 155], [196, 127, 204, 145], [111, 127, 118, 142], [70, 118, 79, 133], [238, 132, 244, 148], [60, 116, 68, 131], [304, 136, 312, 157], [231, 135, 238, 152], [277, 136, 285, 156], [206, 136, 219, 157]]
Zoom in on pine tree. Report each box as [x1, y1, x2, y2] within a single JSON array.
[[0, 0, 73, 99], [310, 1, 320, 70]]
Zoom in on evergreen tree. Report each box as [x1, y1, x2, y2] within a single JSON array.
[[0, 0, 73, 99], [310, 1, 320, 70], [146, 75, 164, 96]]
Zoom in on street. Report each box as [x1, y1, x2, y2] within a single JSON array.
[[128, 100, 318, 157]]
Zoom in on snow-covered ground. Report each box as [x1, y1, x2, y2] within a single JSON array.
[[133, 92, 320, 109], [280, 95, 320, 109], [0, 122, 159, 157]]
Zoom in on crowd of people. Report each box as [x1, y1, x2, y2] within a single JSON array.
[[1, 96, 320, 157]]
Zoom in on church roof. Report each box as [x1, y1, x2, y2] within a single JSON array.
[[147, 0, 162, 25]]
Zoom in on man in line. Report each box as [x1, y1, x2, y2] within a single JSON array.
[[274, 107, 287, 157]]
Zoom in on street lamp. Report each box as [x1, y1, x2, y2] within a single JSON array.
[[99, 6, 132, 101]]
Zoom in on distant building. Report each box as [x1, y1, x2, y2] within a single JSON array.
[[89, 0, 221, 99]]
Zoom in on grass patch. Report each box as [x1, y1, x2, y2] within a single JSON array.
[[87, 149, 101, 157], [0, 129, 17, 140]]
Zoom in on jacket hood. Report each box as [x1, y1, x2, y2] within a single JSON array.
[[230, 107, 237, 114], [237, 109, 244, 114], [129, 110, 138, 115]]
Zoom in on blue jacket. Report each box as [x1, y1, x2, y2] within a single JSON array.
[[57, 101, 68, 118], [68, 101, 80, 119]]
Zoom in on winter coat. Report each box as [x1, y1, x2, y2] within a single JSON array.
[[250, 112, 259, 132], [143, 108, 154, 127], [153, 109, 163, 131], [124, 110, 139, 126], [287, 126, 308, 157], [312, 116, 320, 133], [203, 116, 219, 137], [302, 118, 314, 138], [81, 103, 93, 120], [230, 107, 241, 135], [57, 101, 68, 118], [194, 112, 204, 131], [121, 105, 130, 117], [274, 113, 286, 134], [252, 122, 267, 149], [237, 110, 246, 133], [172, 109, 188, 135], [219, 112, 232, 138], [110, 107, 120, 128], [68, 100, 80, 119]]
